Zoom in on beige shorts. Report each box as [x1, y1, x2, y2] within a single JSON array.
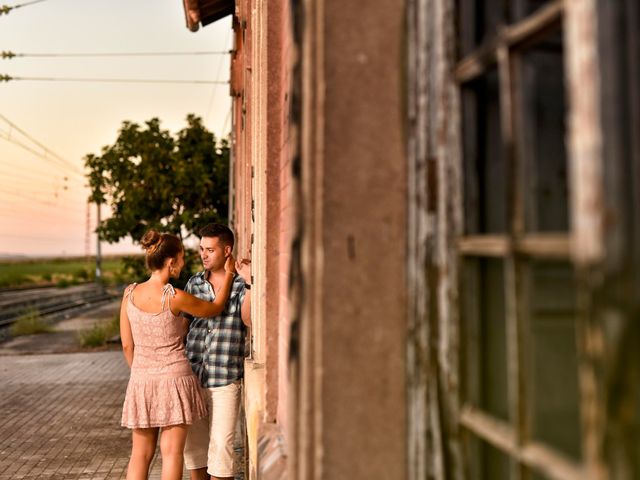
[[184, 381, 242, 477]]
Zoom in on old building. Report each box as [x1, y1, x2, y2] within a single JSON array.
[[183, 0, 640, 479]]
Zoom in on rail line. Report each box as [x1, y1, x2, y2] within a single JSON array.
[[0, 284, 119, 338]]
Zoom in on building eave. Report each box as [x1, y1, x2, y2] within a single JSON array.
[[183, 0, 234, 32]]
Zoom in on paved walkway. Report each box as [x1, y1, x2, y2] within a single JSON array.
[[0, 351, 131, 479], [0, 302, 244, 480]]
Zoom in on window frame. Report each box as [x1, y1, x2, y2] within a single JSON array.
[[455, 2, 591, 479]]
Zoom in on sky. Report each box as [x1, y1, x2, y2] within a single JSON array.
[[0, 0, 232, 257]]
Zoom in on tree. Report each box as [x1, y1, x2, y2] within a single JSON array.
[[85, 114, 229, 243], [85, 115, 229, 284]]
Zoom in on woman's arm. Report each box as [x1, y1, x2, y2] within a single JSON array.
[[119, 289, 134, 368], [172, 255, 236, 317], [236, 257, 252, 327]]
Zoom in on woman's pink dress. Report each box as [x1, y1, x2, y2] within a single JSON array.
[[121, 283, 207, 429]]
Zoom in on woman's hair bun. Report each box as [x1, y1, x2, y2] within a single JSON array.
[[140, 230, 162, 251]]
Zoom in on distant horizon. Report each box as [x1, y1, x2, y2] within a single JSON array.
[[0, 251, 141, 260]]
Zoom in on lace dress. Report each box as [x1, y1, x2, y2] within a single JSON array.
[[121, 283, 207, 429]]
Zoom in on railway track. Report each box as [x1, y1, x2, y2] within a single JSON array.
[[0, 284, 119, 336]]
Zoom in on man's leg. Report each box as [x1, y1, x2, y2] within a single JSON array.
[[208, 382, 241, 480], [185, 388, 213, 480], [189, 467, 209, 480]]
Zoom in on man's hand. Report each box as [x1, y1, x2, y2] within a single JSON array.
[[236, 257, 251, 284]]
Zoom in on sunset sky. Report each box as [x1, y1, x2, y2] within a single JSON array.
[[0, 0, 231, 257]]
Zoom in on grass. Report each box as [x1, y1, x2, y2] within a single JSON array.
[[10, 308, 53, 336], [78, 313, 120, 348], [0, 257, 124, 288]]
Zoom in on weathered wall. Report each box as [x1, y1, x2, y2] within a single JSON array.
[[289, 0, 408, 478]]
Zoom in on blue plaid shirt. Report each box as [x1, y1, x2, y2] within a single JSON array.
[[184, 271, 248, 388]]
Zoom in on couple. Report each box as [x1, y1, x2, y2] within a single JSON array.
[[119, 223, 251, 480]]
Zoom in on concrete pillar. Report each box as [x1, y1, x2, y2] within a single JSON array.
[[291, 0, 408, 478]]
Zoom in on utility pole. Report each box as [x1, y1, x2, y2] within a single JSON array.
[[95, 202, 102, 283]]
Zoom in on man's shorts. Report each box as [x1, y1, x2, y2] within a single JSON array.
[[184, 381, 242, 477]]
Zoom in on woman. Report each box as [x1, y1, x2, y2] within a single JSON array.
[[119, 230, 236, 480]]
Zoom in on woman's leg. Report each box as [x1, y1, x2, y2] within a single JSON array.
[[127, 427, 159, 480], [159, 424, 189, 480]]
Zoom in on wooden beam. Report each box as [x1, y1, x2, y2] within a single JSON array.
[[458, 235, 509, 256], [503, 0, 564, 49], [460, 406, 589, 480], [458, 234, 571, 258], [517, 234, 571, 258], [454, 0, 563, 84], [454, 44, 498, 84]]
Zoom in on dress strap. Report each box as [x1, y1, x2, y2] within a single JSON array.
[[161, 284, 176, 311], [124, 283, 138, 300]]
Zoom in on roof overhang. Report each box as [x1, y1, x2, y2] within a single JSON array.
[[183, 0, 234, 32]]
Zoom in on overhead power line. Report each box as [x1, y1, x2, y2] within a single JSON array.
[[0, 74, 229, 85], [0, 131, 84, 179], [0, 188, 85, 211], [221, 108, 231, 135], [0, 232, 84, 242], [205, 28, 232, 124], [0, 0, 48, 16], [1, 50, 231, 59], [0, 113, 85, 178], [0, 198, 86, 217], [0, 178, 86, 201], [0, 169, 79, 187]]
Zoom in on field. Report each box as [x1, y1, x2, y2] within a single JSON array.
[[0, 257, 127, 288]]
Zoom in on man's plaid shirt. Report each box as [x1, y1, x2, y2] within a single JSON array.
[[184, 271, 248, 388]]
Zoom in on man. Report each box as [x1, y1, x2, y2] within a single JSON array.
[[183, 223, 251, 480]]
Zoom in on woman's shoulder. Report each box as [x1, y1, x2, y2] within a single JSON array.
[[123, 282, 138, 298]]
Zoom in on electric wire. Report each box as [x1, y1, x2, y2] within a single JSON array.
[[205, 29, 232, 124], [0, 133, 85, 179], [0, 185, 87, 208], [221, 108, 231, 136], [0, 190, 86, 212], [0, 0, 48, 16], [1, 50, 230, 59], [1, 180, 86, 204], [0, 113, 85, 177], [0, 207, 85, 226], [0, 196, 83, 210], [0, 166, 77, 185], [0, 170, 86, 190], [0, 232, 85, 242], [0, 118, 84, 176], [1, 74, 228, 85], [0, 180, 81, 200]]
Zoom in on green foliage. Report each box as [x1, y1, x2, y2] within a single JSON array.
[[56, 277, 74, 288], [0, 258, 122, 288], [118, 255, 148, 284], [10, 308, 52, 336], [74, 268, 90, 281], [116, 249, 201, 287], [0, 272, 29, 288], [85, 114, 229, 244], [175, 248, 202, 287], [79, 313, 120, 348]]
